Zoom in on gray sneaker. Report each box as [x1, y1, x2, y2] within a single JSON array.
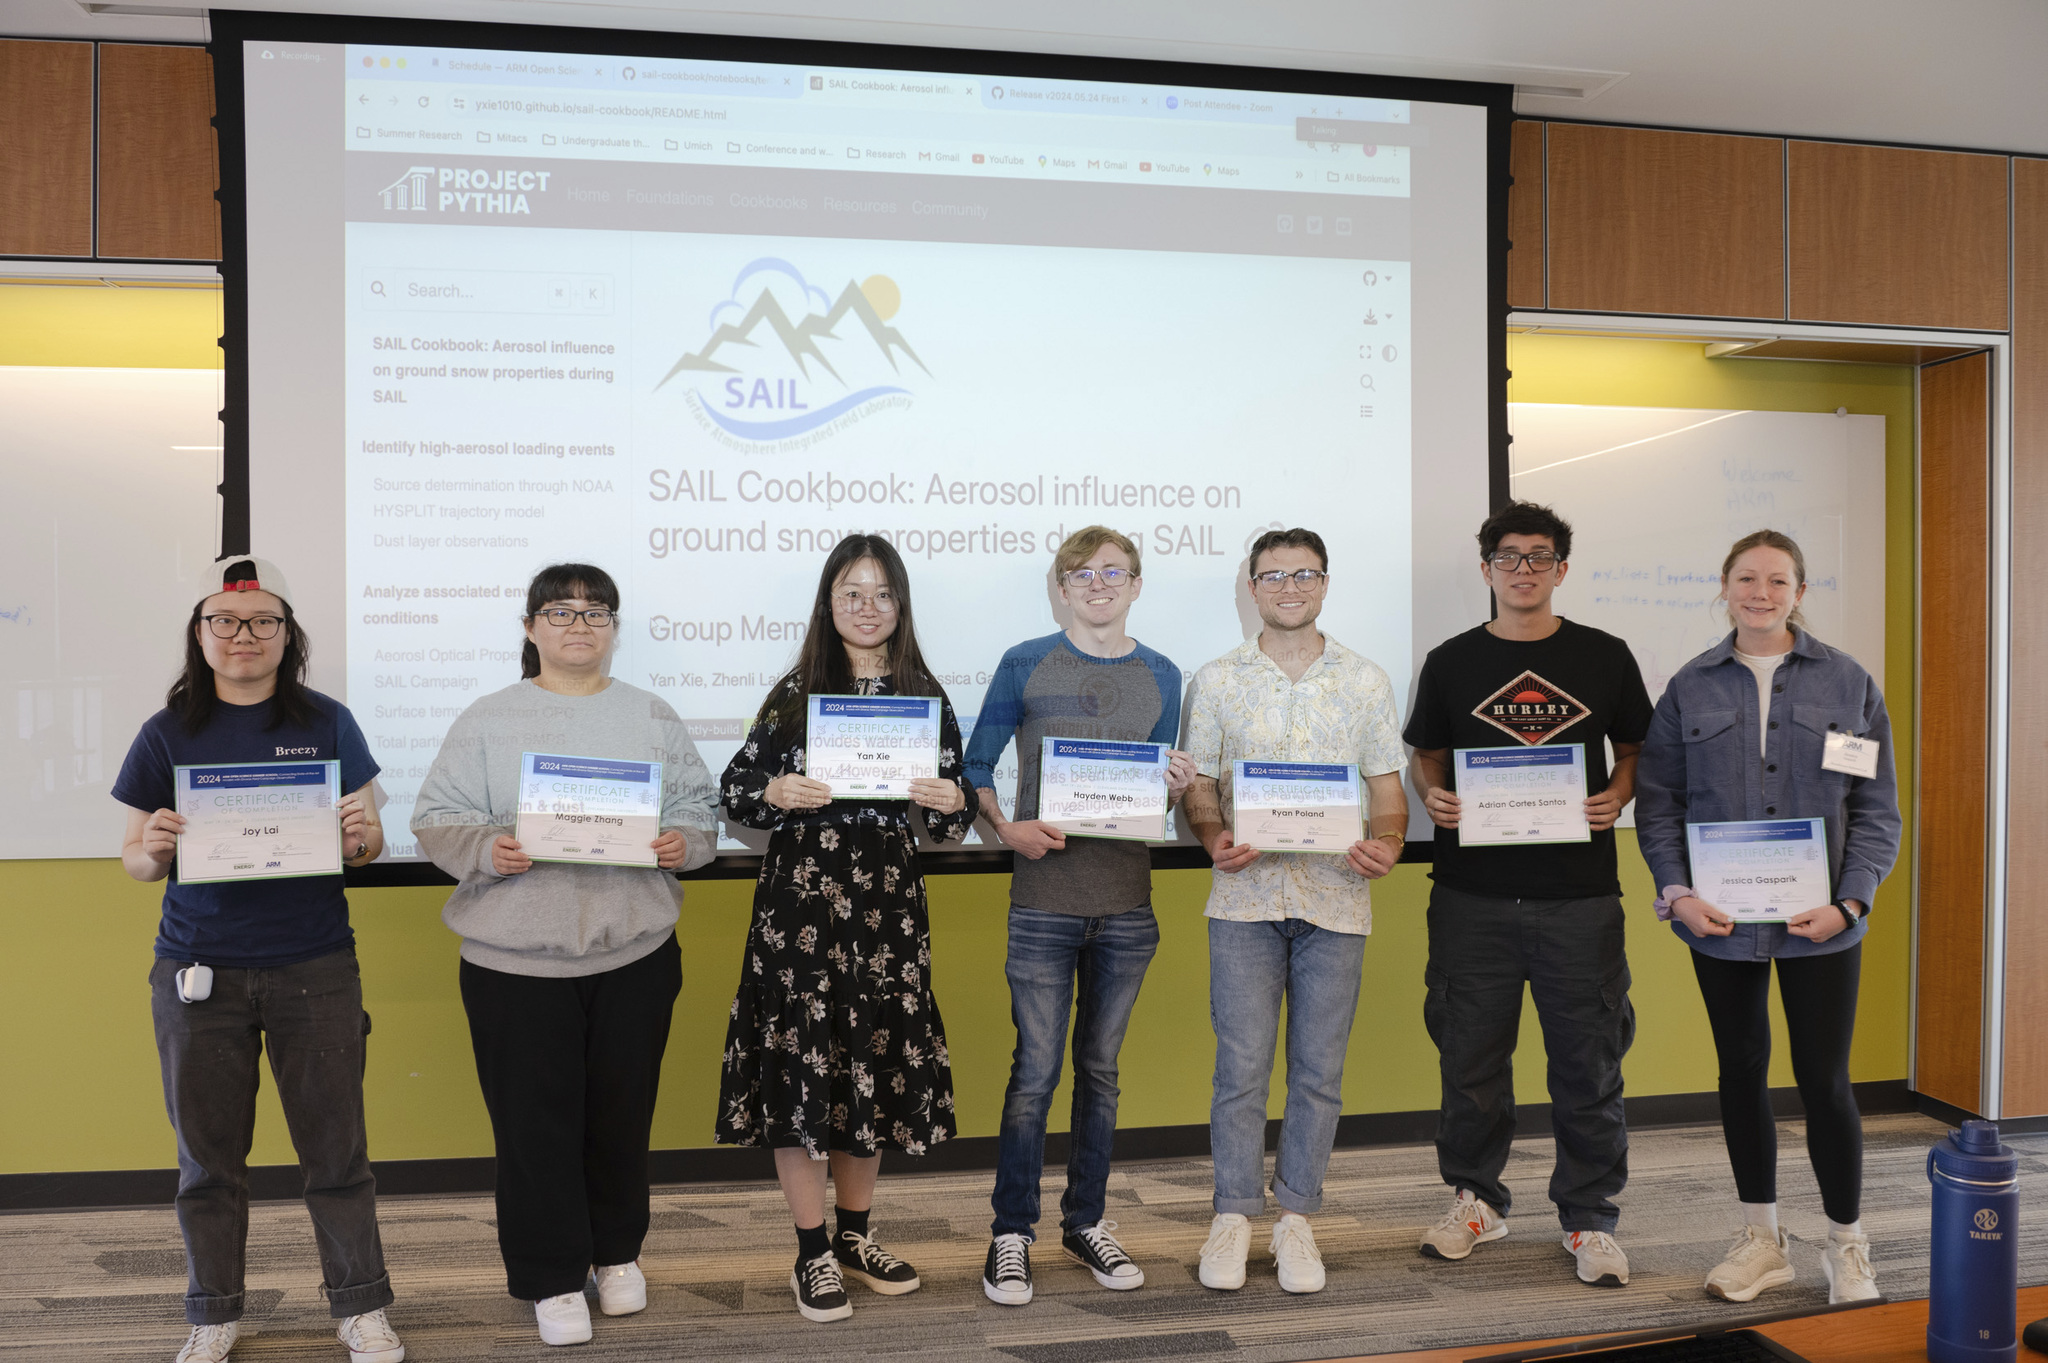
[[175, 1323, 239, 1363], [1705, 1225, 1794, 1302], [1562, 1230, 1630, 1287], [1420, 1190, 1507, 1261], [1822, 1233, 1880, 1304]]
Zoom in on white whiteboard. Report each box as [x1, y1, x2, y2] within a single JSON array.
[[1, 367, 222, 859], [1509, 403, 1886, 699]]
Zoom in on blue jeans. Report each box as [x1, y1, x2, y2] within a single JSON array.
[[1208, 916, 1367, 1217], [990, 904, 1159, 1238]]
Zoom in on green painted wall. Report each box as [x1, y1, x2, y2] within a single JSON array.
[[0, 311, 1915, 1176]]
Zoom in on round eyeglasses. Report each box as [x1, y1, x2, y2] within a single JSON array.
[[834, 590, 898, 614], [200, 613, 286, 640]]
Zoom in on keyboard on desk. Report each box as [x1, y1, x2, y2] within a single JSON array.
[[1474, 1326, 1810, 1363]]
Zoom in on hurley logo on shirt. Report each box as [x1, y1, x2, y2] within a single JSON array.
[[1473, 671, 1591, 744]]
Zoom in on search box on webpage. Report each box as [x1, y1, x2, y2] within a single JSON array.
[[360, 268, 613, 314]]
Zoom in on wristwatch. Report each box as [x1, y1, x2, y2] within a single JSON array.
[[350, 841, 369, 861]]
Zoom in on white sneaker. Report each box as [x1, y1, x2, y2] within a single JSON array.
[[590, 1261, 647, 1316], [1420, 1190, 1508, 1261], [1705, 1225, 1795, 1302], [1197, 1213, 1251, 1291], [1562, 1229, 1630, 1287], [534, 1292, 593, 1347], [1822, 1233, 1880, 1304], [1270, 1213, 1326, 1294], [175, 1323, 239, 1363], [336, 1308, 405, 1363]]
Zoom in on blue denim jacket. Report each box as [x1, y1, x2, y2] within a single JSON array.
[[1636, 629, 1900, 960]]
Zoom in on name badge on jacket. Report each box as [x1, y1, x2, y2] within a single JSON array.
[[1821, 730, 1880, 779]]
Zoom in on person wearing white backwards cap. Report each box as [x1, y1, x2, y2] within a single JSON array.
[[112, 556, 404, 1363]]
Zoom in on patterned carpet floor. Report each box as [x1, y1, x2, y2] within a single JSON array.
[[6, 1113, 2047, 1361]]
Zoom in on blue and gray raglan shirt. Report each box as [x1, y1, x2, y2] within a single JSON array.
[[963, 631, 1183, 916]]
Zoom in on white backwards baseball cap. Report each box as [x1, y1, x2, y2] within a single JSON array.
[[202, 555, 295, 610]]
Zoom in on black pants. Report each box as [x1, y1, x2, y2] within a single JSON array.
[[1424, 884, 1635, 1231], [1689, 943, 1863, 1224], [459, 935, 682, 1300]]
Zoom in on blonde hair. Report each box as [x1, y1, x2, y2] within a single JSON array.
[[1720, 529, 1808, 632], [1053, 524, 1141, 580]]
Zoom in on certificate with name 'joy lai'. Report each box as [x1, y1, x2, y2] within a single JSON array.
[[1231, 761, 1362, 853], [517, 752, 662, 867], [1686, 818, 1831, 922], [175, 760, 343, 884], [805, 695, 940, 799], [1456, 744, 1590, 847], [1038, 738, 1170, 841]]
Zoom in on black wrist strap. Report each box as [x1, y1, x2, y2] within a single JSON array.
[[1833, 899, 1859, 928]]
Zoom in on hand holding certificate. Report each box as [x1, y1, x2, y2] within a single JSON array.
[[1231, 761, 1362, 853], [1455, 744, 1590, 847], [175, 761, 343, 884], [517, 752, 662, 867], [1038, 738, 1169, 841], [805, 695, 940, 799], [1686, 818, 1831, 923]]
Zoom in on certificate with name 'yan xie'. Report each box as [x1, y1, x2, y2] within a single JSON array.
[[175, 760, 343, 884], [805, 694, 940, 799], [517, 752, 662, 867], [1230, 760, 1362, 853]]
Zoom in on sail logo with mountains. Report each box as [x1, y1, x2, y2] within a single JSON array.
[[656, 259, 928, 445]]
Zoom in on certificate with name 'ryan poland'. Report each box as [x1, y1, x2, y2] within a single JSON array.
[[1455, 744, 1591, 846], [1686, 817, 1831, 922], [1038, 737, 1170, 841], [805, 694, 940, 799], [517, 752, 662, 867], [1231, 760, 1363, 853], [174, 760, 343, 884]]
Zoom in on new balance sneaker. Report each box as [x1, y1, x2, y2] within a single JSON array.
[[590, 1260, 647, 1316], [1197, 1213, 1251, 1291], [1562, 1230, 1630, 1287], [790, 1251, 853, 1322], [534, 1292, 593, 1347], [1822, 1233, 1880, 1304], [1062, 1220, 1144, 1290], [834, 1229, 921, 1295], [1420, 1190, 1508, 1261], [175, 1323, 239, 1363], [982, 1233, 1034, 1306], [336, 1308, 405, 1363], [1705, 1225, 1795, 1302], [1271, 1213, 1327, 1294]]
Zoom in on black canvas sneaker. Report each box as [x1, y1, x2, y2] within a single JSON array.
[[982, 1233, 1034, 1306], [834, 1229, 922, 1295], [1062, 1220, 1145, 1290], [790, 1251, 853, 1322]]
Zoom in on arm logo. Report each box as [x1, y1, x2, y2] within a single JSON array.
[[656, 258, 927, 448]]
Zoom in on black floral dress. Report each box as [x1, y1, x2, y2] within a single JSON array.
[[716, 674, 975, 1157]]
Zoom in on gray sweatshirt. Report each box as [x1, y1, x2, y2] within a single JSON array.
[[411, 678, 717, 977]]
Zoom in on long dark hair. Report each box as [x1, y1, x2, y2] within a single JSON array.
[[167, 597, 317, 734], [763, 534, 945, 731], [520, 562, 621, 679]]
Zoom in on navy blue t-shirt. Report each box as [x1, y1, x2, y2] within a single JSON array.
[[111, 690, 379, 968]]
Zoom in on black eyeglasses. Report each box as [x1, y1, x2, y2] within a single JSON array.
[[1251, 569, 1329, 590], [533, 608, 616, 628], [200, 614, 286, 640], [1486, 550, 1562, 572]]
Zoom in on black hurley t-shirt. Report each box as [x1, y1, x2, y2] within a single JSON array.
[[1402, 618, 1653, 899]]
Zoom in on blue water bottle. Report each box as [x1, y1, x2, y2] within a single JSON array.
[[1927, 1119, 2019, 1363]]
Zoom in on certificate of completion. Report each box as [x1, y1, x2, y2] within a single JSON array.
[[1038, 738, 1170, 841], [174, 760, 343, 884], [1231, 761, 1362, 853], [1686, 818, 1832, 922], [805, 695, 940, 799], [517, 752, 662, 867], [1455, 744, 1590, 847]]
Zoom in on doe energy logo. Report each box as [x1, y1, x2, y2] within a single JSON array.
[[657, 258, 928, 448]]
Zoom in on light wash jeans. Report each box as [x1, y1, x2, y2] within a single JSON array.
[[1208, 916, 1367, 1217]]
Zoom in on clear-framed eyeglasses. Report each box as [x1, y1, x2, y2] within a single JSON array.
[[1061, 567, 1136, 589], [834, 589, 899, 614], [1251, 569, 1329, 590], [200, 613, 286, 640], [1486, 550, 1562, 573], [533, 607, 616, 628]]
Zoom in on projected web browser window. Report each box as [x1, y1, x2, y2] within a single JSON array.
[[243, 38, 1488, 859]]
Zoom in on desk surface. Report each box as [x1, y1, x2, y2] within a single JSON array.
[[1346, 1284, 2048, 1363]]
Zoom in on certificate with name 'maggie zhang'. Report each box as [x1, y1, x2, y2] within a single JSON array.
[[517, 752, 662, 867]]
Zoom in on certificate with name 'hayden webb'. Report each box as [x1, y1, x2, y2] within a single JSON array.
[[1686, 817, 1831, 922], [805, 694, 940, 799], [1038, 737, 1170, 841], [517, 752, 662, 867], [1231, 760, 1363, 853], [174, 760, 343, 884]]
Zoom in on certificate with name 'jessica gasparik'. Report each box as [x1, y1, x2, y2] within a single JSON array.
[[1686, 817, 1831, 922], [1231, 760, 1362, 853], [1038, 738, 1170, 841], [805, 695, 940, 799], [517, 752, 662, 867], [1455, 744, 1590, 847], [174, 760, 343, 884]]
